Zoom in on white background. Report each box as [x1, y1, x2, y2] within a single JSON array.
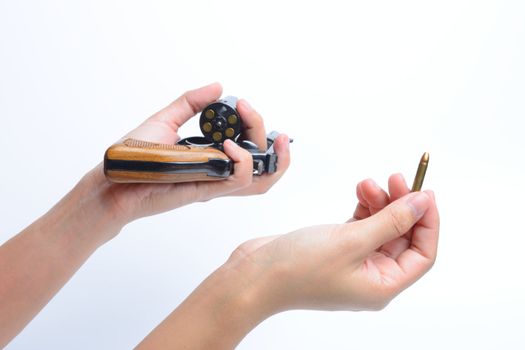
[[1, 0, 524, 349]]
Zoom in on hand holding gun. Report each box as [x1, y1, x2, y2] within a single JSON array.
[[104, 96, 291, 183]]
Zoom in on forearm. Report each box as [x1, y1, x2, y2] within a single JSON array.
[[0, 166, 123, 346], [137, 258, 278, 349]]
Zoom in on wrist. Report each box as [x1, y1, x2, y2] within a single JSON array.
[[138, 256, 279, 349], [200, 254, 290, 343], [186, 260, 275, 348], [210, 259, 277, 331], [44, 163, 127, 249], [82, 162, 134, 227], [0, 163, 125, 344]]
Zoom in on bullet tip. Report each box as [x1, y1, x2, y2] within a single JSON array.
[[421, 152, 429, 163]]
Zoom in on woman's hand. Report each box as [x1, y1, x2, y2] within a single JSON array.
[[86, 82, 291, 226], [137, 174, 439, 349], [232, 173, 438, 312], [0, 83, 290, 347], [228, 173, 439, 313]]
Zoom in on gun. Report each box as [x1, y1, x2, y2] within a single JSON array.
[[103, 96, 290, 183]]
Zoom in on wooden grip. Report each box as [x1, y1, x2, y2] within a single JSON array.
[[104, 138, 231, 183]]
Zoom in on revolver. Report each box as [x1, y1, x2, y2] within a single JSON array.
[[103, 96, 290, 183]]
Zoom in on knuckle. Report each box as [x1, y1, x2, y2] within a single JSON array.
[[228, 240, 253, 261], [255, 184, 270, 195], [367, 299, 390, 311], [181, 90, 191, 103], [364, 286, 397, 311], [427, 254, 437, 270], [181, 91, 199, 114], [199, 196, 212, 203], [387, 206, 412, 236]]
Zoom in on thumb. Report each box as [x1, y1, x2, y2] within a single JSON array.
[[353, 191, 431, 252]]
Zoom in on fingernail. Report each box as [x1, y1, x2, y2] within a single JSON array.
[[406, 192, 429, 219]]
